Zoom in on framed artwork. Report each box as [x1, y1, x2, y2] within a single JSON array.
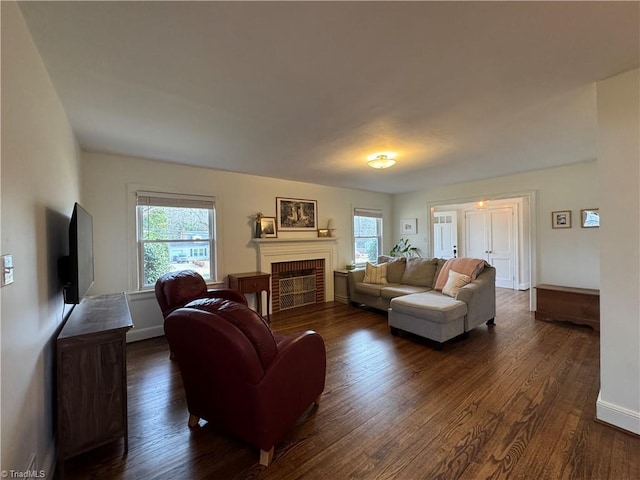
[[259, 216, 277, 238], [401, 218, 417, 235], [276, 197, 318, 231], [552, 210, 572, 229], [581, 208, 600, 228]]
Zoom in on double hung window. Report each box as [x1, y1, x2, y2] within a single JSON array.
[[136, 192, 217, 288], [353, 208, 383, 265]]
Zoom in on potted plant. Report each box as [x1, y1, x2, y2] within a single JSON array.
[[390, 238, 421, 257]]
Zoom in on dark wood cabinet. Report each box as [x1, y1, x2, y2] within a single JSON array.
[[535, 284, 599, 331], [56, 293, 133, 474]]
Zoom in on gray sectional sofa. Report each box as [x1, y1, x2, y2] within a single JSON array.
[[347, 255, 496, 346]]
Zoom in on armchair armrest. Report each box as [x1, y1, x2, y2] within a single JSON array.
[[250, 330, 326, 450]]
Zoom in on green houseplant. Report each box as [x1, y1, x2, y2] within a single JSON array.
[[389, 238, 421, 257]]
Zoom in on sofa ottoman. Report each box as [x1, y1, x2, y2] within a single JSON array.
[[388, 292, 468, 345]]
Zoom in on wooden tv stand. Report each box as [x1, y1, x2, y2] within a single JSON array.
[[535, 284, 599, 331], [56, 293, 133, 477]]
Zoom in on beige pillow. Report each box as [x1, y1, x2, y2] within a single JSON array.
[[442, 270, 471, 297], [384, 257, 406, 283], [363, 262, 388, 284], [400, 258, 438, 287]]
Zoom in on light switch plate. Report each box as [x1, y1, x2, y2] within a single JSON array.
[[2, 254, 14, 286]]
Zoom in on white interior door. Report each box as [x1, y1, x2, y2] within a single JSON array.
[[465, 207, 516, 289], [433, 211, 458, 259], [465, 210, 488, 259], [488, 207, 515, 289]]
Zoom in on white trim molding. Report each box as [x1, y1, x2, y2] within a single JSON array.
[[596, 390, 640, 435]]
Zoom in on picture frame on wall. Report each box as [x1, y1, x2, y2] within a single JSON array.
[[259, 216, 277, 238], [581, 208, 600, 228], [552, 210, 572, 229], [401, 218, 417, 235], [276, 197, 318, 231]]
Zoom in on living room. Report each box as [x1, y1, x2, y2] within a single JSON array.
[[1, 1, 638, 478]]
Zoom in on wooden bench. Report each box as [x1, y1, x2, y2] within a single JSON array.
[[535, 284, 599, 331]]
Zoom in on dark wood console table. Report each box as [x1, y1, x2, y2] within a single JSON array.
[[56, 293, 133, 477], [228, 272, 271, 322], [535, 284, 600, 331]]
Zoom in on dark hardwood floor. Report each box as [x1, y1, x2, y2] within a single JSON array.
[[62, 289, 640, 479]]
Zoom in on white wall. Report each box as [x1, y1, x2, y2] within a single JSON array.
[[393, 161, 600, 289], [1, 2, 82, 474], [81, 152, 391, 340], [596, 68, 640, 434]]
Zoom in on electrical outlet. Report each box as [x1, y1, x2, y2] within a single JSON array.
[[1, 254, 14, 286]]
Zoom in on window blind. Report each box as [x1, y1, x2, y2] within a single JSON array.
[[136, 191, 215, 209]]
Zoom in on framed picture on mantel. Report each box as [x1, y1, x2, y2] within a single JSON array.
[[277, 197, 317, 231], [259, 217, 277, 238]]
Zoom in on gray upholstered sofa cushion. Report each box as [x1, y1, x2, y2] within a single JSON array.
[[400, 258, 439, 287]]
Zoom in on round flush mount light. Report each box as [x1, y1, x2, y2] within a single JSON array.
[[367, 152, 397, 169]]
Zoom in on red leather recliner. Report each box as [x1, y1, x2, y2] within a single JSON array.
[[155, 270, 247, 318], [164, 299, 326, 467]]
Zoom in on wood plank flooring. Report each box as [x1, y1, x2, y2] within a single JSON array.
[[62, 289, 640, 479]]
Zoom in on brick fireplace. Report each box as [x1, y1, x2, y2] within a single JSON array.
[[253, 237, 338, 313], [271, 259, 325, 312]]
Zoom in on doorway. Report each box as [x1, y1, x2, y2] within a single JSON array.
[[428, 194, 534, 293]]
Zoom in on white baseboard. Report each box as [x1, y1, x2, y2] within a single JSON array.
[[518, 282, 530, 290], [596, 391, 640, 435], [126, 325, 164, 343]]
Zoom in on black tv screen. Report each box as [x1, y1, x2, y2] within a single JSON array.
[[61, 202, 94, 304]]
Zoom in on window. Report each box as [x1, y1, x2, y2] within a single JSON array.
[[353, 208, 383, 265], [136, 192, 217, 289]]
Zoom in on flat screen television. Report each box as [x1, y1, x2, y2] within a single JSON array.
[[60, 202, 94, 304]]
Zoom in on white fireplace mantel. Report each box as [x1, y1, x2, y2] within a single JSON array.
[[253, 237, 339, 302]]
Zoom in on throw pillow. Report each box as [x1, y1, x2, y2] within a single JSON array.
[[442, 270, 471, 297], [400, 258, 438, 287], [384, 257, 407, 283], [363, 262, 388, 284]]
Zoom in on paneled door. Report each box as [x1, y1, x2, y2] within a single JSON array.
[[465, 207, 516, 289], [433, 211, 458, 259]]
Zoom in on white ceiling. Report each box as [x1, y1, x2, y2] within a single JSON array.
[[18, 1, 639, 194]]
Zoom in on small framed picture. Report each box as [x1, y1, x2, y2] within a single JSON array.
[[552, 210, 572, 229], [581, 208, 599, 228], [317, 228, 330, 237], [260, 216, 277, 238], [401, 218, 417, 235]]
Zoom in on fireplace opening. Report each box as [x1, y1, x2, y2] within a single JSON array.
[[271, 259, 325, 313]]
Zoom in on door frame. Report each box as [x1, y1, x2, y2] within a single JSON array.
[[426, 190, 537, 311]]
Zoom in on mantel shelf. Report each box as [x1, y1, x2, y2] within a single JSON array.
[[252, 237, 338, 244]]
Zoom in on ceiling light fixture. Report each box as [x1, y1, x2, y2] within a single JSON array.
[[367, 153, 397, 169]]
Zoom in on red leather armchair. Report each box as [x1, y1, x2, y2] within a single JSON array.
[[164, 298, 326, 466], [155, 270, 247, 318]]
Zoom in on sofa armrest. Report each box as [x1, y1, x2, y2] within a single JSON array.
[[347, 268, 366, 293], [455, 266, 496, 330]]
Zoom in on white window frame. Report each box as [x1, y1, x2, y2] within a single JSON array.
[[135, 191, 218, 289], [353, 207, 383, 266]]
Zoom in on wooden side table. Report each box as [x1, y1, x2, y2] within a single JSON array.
[[228, 272, 271, 322]]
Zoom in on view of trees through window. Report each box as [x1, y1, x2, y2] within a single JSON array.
[[139, 205, 212, 287], [354, 214, 382, 264]]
